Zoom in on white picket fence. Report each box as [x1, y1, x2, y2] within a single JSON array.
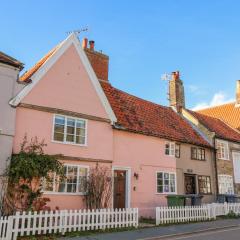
[[0, 208, 138, 240], [156, 205, 211, 225], [156, 203, 240, 225]]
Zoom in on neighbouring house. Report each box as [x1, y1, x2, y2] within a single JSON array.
[[197, 81, 240, 131], [168, 72, 216, 203], [182, 109, 240, 198], [0, 52, 23, 176], [10, 33, 215, 217]]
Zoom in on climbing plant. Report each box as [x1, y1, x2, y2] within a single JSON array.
[[2, 136, 64, 215], [84, 165, 112, 210]]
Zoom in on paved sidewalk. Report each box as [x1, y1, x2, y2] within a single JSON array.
[[62, 218, 240, 240]]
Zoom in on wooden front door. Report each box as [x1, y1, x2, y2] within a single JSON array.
[[114, 170, 126, 209], [185, 174, 196, 194]]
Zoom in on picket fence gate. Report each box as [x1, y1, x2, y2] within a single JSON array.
[[156, 202, 240, 225], [0, 208, 138, 240]]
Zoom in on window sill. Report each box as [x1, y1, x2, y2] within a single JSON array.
[[155, 192, 177, 195], [191, 158, 206, 161], [218, 158, 230, 161], [43, 192, 86, 196], [51, 140, 87, 147]]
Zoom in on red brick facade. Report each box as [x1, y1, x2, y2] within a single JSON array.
[[84, 48, 109, 81]]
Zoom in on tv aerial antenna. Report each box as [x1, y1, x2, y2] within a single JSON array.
[[66, 27, 88, 36], [161, 73, 172, 101]]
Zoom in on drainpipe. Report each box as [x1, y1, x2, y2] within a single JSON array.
[[213, 136, 219, 198]]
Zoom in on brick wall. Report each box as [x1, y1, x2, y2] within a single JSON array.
[[84, 48, 109, 81]]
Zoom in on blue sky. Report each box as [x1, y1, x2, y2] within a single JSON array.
[[1, 1, 240, 109]]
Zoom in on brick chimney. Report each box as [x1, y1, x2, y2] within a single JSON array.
[[236, 80, 240, 105], [169, 71, 185, 112], [82, 38, 109, 81]]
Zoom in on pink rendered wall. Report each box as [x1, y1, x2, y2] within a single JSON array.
[[22, 44, 108, 119], [113, 130, 177, 217], [44, 160, 111, 210], [13, 42, 178, 217], [13, 107, 113, 161]]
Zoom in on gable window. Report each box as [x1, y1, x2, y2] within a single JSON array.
[[165, 142, 180, 158], [157, 172, 176, 194], [198, 176, 211, 194], [53, 115, 87, 145], [218, 175, 234, 195], [43, 165, 88, 194], [191, 147, 205, 160], [217, 140, 229, 160]]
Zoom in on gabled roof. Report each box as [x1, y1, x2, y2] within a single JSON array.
[[0, 51, 24, 70], [101, 81, 212, 148], [197, 102, 240, 131], [9, 33, 117, 124], [20, 46, 59, 82], [189, 110, 240, 143]]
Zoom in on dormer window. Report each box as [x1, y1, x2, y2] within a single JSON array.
[[165, 142, 180, 158]]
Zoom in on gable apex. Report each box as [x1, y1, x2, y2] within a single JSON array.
[[10, 33, 117, 124]]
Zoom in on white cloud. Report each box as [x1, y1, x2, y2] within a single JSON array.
[[192, 92, 234, 110]]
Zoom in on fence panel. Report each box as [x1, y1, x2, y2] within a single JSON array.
[[156, 204, 213, 225], [0, 208, 139, 240]]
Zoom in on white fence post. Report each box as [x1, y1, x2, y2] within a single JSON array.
[[156, 207, 160, 225], [224, 202, 229, 215], [6, 216, 13, 240]]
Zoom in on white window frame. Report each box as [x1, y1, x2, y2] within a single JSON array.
[[216, 140, 229, 160], [233, 151, 240, 183], [156, 171, 177, 194], [218, 174, 234, 195], [52, 114, 88, 147], [43, 164, 89, 195], [165, 142, 176, 157]]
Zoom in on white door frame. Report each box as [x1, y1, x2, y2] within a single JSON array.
[[112, 166, 131, 208]]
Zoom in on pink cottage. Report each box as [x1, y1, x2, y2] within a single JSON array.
[[10, 34, 214, 217]]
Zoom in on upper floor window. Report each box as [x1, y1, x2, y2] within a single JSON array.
[[165, 142, 180, 158], [191, 147, 205, 160], [157, 172, 176, 194], [217, 140, 229, 160], [43, 164, 88, 194], [53, 115, 87, 146], [218, 174, 234, 195]]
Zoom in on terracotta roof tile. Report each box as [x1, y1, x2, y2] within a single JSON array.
[[20, 46, 59, 82], [190, 110, 240, 143], [101, 81, 212, 148], [197, 103, 240, 131]]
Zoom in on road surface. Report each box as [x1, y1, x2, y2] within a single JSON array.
[[148, 226, 240, 240]]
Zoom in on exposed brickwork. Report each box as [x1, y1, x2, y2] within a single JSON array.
[[84, 48, 109, 81], [217, 159, 233, 175], [169, 71, 185, 112]]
